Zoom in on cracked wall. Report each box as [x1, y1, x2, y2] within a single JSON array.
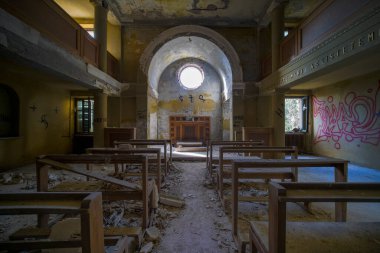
[[156, 58, 222, 140]]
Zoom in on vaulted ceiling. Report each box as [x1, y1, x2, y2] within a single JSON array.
[[55, 0, 324, 27]]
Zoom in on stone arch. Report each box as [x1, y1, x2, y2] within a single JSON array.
[[137, 25, 242, 140], [139, 25, 243, 86]]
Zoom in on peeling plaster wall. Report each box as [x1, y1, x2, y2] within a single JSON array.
[[256, 95, 273, 127], [312, 73, 380, 168], [244, 97, 257, 127], [120, 95, 136, 127], [122, 25, 245, 138], [148, 36, 232, 101], [148, 94, 158, 139], [122, 26, 165, 82], [0, 80, 71, 169], [222, 99, 232, 140], [215, 28, 259, 81], [157, 59, 223, 140]]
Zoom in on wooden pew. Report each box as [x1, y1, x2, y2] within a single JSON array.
[[36, 154, 154, 230], [231, 158, 348, 253], [250, 182, 380, 253], [218, 146, 298, 204], [0, 192, 128, 253], [86, 147, 162, 190], [114, 139, 172, 175], [207, 140, 263, 177]]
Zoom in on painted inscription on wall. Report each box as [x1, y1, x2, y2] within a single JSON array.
[[280, 24, 380, 86], [179, 94, 206, 103], [313, 83, 380, 149]]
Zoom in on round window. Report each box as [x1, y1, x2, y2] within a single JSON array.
[[178, 65, 204, 90]]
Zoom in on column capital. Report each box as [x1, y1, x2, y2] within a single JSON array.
[[90, 0, 109, 10]]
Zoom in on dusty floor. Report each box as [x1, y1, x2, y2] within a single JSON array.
[[1, 154, 380, 252], [154, 162, 234, 253]]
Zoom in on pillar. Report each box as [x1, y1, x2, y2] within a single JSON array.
[[93, 90, 107, 147], [120, 25, 127, 81], [93, 0, 108, 72], [271, 3, 285, 71], [222, 98, 233, 141], [272, 91, 285, 147]]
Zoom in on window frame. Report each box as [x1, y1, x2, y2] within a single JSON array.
[[74, 97, 94, 134], [284, 95, 309, 133]]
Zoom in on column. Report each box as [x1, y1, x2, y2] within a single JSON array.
[[93, 0, 108, 72], [271, 3, 285, 71], [120, 25, 127, 81], [93, 90, 107, 147], [222, 98, 233, 141], [272, 91, 285, 147]]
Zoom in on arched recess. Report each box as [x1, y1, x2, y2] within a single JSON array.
[[140, 25, 243, 85], [0, 84, 19, 137], [138, 25, 243, 140]]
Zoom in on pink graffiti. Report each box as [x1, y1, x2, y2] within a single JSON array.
[[313, 82, 380, 149]]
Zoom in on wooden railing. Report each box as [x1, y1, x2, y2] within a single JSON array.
[[262, 0, 371, 76], [261, 53, 272, 78], [280, 31, 298, 67], [0, 0, 120, 81], [107, 52, 120, 80]]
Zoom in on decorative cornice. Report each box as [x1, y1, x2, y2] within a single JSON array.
[[283, 6, 380, 67], [278, 5, 380, 87]]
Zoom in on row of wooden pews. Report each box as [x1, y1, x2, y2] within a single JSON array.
[[114, 139, 172, 175], [218, 146, 298, 207], [0, 192, 128, 253], [0, 138, 173, 253], [207, 140, 380, 253], [250, 182, 380, 253], [231, 158, 348, 252]]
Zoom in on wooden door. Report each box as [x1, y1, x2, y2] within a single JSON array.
[[182, 123, 196, 141], [170, 116, 210, 144]]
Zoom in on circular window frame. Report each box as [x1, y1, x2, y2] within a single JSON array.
[[177, 64, 204, 90]]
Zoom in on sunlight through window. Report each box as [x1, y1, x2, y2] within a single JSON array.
[[179, 65, 204, 89]]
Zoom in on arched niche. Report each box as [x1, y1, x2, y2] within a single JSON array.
[[138, 25, 242, 140]]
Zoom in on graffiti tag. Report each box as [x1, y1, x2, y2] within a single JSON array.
[[312, 83, 380, 149]]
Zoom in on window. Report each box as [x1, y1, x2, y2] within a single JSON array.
[[285, 96, 308, 132], [87, 30, 95, 38], [178, 64, 204, 90], [75, 98, 94, 134]]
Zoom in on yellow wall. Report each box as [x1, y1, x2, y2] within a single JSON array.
[[107, 96, 121, 127], [312, 73, 380, 168], [256, 95, 273, 127], [0, 80, 72, 169], [243, 97, 257, 126], [120, 97, 136, 127], [107, 22, 121, 60]]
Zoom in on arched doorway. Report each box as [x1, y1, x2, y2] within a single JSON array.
[[139, 25, 242, 141]]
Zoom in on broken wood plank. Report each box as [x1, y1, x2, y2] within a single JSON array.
[[39, 159, 142, 191], [159, 194, 185, 208]]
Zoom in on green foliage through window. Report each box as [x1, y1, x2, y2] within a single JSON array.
[[285, 97, 308, 132]]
